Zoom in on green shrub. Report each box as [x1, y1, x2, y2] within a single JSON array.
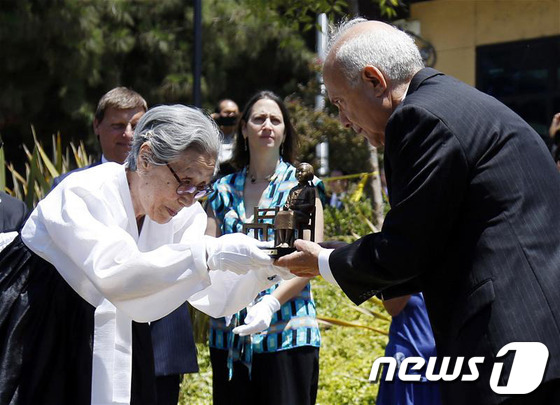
[[180, 275, 389, 404], [179, 343, 213, 405], [313, 277, 388, 404], [324, 197, 379, 243]]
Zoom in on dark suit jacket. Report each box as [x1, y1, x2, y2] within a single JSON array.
[[151, 302, 198, 375], [0, 192, 28, 232], [52, 162, 198, 376], [329, 68, 560, 404]]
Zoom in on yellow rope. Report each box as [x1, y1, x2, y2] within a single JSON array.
[[321, 171, 378, 183], [321, 171, 379, 202]]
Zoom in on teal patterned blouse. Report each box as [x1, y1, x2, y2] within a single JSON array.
[[208, 159, 323, 363]]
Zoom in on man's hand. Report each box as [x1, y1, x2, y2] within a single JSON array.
[[274, 239, 322, 278]]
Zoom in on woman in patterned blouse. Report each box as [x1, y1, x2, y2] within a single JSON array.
[[206, 90, 324, 405]]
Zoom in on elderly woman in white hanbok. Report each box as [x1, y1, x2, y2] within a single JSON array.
[[0, 105, 285, 405]]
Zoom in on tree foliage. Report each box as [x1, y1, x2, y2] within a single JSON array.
[[287, 95, 373, 175], [1, 0, 403, 173], [1, 0, 315, 166], [244, 0, 401, 31]]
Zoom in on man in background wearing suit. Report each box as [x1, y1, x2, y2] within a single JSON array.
[[0, 140, 28, 238], [327, 169, 348, 209], [278, 19, 560, 405], [91, 86, 147, 164], [52, 87, 198, 404], [52, 87, 147, 186], [0, 191, 28, 232]]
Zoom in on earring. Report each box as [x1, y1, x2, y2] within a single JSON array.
[[280, 142, 284, 155], [244, 137, 248, 152]]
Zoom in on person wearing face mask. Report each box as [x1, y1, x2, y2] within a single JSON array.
[[0, 105, 288, 405], [212, 99, 240, 176], [206, 91, 324, 405]]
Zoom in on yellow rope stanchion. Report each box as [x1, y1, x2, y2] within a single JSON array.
[[351, 173, 370, 202], [321, 171, 378, 183], [321, 171, 379, 203]]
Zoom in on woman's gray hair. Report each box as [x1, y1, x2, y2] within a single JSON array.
[[327, 17, 424, 87], [126, 104, 222, 172]]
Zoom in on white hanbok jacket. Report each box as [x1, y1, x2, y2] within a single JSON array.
[[20, 162, 276, 405]]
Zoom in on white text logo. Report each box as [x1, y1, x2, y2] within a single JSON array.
[[369, 342, 548, 394]]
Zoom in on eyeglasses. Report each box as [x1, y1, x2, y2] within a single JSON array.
[[166, 163, 213, 199]]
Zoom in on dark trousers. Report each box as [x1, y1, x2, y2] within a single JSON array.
[[501, 379, 560, 405], [211, 346, 319, 405], [130, 322, 157, 405], [155, 374, 181, 405]]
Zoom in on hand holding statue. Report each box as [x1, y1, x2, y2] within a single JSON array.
[[274, 239, 322, 278], [205, 233, 273, 274]]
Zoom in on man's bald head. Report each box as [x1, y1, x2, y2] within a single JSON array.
[[324, 18, 424, 88], [322, 19, 423, 148]]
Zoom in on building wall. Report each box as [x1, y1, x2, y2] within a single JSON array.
[[410, 0, 560, 86]]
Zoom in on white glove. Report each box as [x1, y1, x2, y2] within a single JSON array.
[[205, 233, 273, 274], [232, 295, 281, 336], [255, 240, 296, 281]]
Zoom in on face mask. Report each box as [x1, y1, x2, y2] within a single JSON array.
[[216, 115, 237, 127]]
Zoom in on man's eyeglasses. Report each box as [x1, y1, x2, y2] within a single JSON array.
[[166, 163, 213, 199]]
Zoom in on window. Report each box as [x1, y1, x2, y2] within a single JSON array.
[[477, 36, 560, 145]]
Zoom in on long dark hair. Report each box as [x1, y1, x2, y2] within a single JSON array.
[[229, 90, 298, 170]]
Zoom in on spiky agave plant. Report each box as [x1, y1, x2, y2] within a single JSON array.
[[2, 128, 93, 209]]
